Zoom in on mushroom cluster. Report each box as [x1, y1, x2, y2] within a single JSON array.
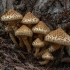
[[1, 9, 70, 65]]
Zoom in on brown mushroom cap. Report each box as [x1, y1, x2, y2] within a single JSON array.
[[42, 52, 54, 60], [15, 25, 33, 37], [32, 21, 50, 35], [21, 12, 39, 24], [32, 38, 45, 48], [1, 9, 23, 21], [45, 28, 70, 46]]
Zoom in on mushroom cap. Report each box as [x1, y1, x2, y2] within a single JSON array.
[[45, 28, 70, 46], [42, 52, 54, 60], [21, 12, 39, 24], [32, 38, 45, 48], [15, 25, 33, 37], [32, 21, 50, 35], [1, 9, 23, 21]]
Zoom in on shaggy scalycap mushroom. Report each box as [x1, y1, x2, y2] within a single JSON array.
[[39, 51, 54, 65], [32, 21, 50, 40], [45, 28, 70, 46], [32, 21, 50, 35], [15, 25, 33, 37], [1, 9, 23, 21], [42, 52, 54, 60], [32, 38, 45, 57], [32, 38, 45, 47], [15, 25, 33, 52], [21, 12, 39, 24]]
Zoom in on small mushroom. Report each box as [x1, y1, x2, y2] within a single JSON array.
[[38, 43, 60, 57], [15, 25, 33, 52], [1, 9, 23, 46], [32, 21, 50, 40], [5, 25, 18, 46], [39, 51, 54, 65], [1, 9, 23, 30], [32, 38, 45, 57]]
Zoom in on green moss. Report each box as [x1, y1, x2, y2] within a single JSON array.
[[0, 23, 5, 29], [0, 50, 3, 53]]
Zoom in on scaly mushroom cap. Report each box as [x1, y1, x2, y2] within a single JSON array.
[[15, 25, 33, 37], [21, 12, 39, 24], [1, 9, 23, 21], [32, 38, 45, 48], [32, 21, 50, 35], [45, 28, 70, 46], [42, 52, 54, 60]]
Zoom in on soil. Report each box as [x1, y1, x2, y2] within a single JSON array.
[[0, 36, 70, 70]]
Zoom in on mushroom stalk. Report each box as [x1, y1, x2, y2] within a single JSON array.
[[22, 36, 31, 52], [18, 36, 24, 47], [9, 33, 18, 46], [39, 60, 49, 65], [34, 47, 40, 57], [5, 25, 18, 46]]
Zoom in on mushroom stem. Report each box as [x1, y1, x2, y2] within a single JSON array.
[[27, 24, 32, 45], [18, 36, 24, 47], [34, 47, 40, 57], [22, 36, 31, 52], [39, 60, 49, 65], [9, 33, 18, 46]]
